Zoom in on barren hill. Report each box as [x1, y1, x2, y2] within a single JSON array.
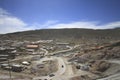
[[0, 28, 120, 43]]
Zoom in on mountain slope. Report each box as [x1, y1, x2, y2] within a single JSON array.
[[0, 28, 120, 43]]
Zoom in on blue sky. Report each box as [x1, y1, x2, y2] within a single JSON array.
[[0, 0, 120, 34]]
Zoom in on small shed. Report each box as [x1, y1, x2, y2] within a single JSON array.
[[22, 61, 30, 65], [80, 65, 89, 71], [11, 64, 24, 72], [26, 45, 39, 49], [1, 63, 12, 70], [1, 63, 9, 68]]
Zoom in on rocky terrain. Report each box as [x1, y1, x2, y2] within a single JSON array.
[[0, 28, 120, 80], [0, 28, 120, 43], [68, 41, 120, 80]]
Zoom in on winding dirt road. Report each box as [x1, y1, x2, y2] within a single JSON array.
[[32, 56, 66, 80]]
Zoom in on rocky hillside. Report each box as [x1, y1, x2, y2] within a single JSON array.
[[0, 28, 120, 43]]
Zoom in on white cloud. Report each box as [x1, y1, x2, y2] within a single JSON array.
[[103, 21, 120, 29], [47, 21, 120, 29], [42, 20, 59, 27], [0, 8, 33, 34], [0, 8, 120, 34], [29, 20, 58, 29], [47, 21, 99, 29], [0, 8, 9, 16]]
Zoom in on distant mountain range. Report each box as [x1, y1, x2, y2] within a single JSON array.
[[0, 28, 120, 43]]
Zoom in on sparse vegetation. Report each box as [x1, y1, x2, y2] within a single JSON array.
[[0, 28, 120, 80]]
